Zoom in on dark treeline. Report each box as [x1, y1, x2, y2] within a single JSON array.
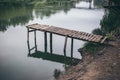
[[0, 2, 33, 32], [0, 0, 112, 32], [0, 0, 77, 32]]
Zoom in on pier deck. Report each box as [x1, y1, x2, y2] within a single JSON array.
[[26, 23, 106, 43]]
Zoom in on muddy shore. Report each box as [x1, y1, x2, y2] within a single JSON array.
[[58, 40, 120, 80]]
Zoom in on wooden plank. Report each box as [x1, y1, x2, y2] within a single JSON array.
[[83, 33, 89, 40], [91, 35, 99, 42], [89, 35, 95, 41], [95, 35, 103, 42], [79, 32, 86, 39], [101, 36, 107, 43], [72, 32, 80, 38], [64, 36, 68, 52], [78, 32, 84, 39], [85, 34, 91, 41], [82, 33, 89, 40]]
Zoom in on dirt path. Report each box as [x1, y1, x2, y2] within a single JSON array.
[[58, 40, 120, 80]]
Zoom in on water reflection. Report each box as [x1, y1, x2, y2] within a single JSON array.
[[0, 0, 106, 32], [27, 40, 80, 66], [0, 0, 77, 32], [0, 3, 33, 32], [34, 0, 77, 19]]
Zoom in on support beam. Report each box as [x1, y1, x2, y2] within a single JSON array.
[[27, 28, 29, 42], [34, 30, 37, 52], [29, 30, 36, 32], [27, 41, 30, 54], [44, 32, 47, 52], [50, 33, 53, 53], [64, 36, 68, 52], [64, 50, 67, 70]]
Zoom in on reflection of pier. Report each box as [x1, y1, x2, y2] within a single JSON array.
[[27, 41, 80, 66]]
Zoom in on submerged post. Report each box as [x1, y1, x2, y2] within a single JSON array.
[[44, 31, 47, 52], [64, 36, 68, 52], [27, 40, 31, 55], [89, 0, 92, 9], [34, 30, 37, 52], [50, 33, 53, 53], [64, 49, 67, 70]]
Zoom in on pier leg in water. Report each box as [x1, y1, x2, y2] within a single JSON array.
[[64, 36, 68, 52], [27, 41, 31, 55], [89, 0, 92, 9], [34, 30, 37, 52], [44, 32, 47, 52], [71, 38, 74, 58], [50, 33, 53, 54], [64, 50, 67, 70]]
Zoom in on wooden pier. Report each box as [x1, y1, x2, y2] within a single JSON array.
[[26, 23, 107, 55]]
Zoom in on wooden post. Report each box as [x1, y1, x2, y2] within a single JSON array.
[[89, 0, 92, 9], [27, 41, 31, 55], [27, 28, 29, 42], [44, 32, 47, 52], [34, 30, 37, 52], [64, 36, 68, 52], [50, 33, 53, 53], [71, 38, 74, 58], [64, 49, 67, 70]]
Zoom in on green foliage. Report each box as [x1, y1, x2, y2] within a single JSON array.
[[82, 42, 105, 55], [92, 28, 104, 35], [106, 34, 115, 41], [100, 8, 120, 35], [110, 0, 120, 5], [100, 7, 120, 41]]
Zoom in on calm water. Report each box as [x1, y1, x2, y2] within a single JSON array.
[[0, 1, 104, 80]]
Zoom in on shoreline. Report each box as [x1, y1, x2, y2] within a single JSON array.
[[58, 39, 120, 80]]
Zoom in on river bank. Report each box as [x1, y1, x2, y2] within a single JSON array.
[[58, 39, 120, 80]]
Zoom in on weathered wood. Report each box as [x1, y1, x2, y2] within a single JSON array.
[[44, 32, 47, 52], [64, 36, 68, 52], [29, 30, 36, 32], [27, 41, 30, 54], [34, 30, 37, 52], [50, 33, 53, 53], [27, 28, 29, 42], [101, 36, 107, 43], [26, 24, 106, 43]]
